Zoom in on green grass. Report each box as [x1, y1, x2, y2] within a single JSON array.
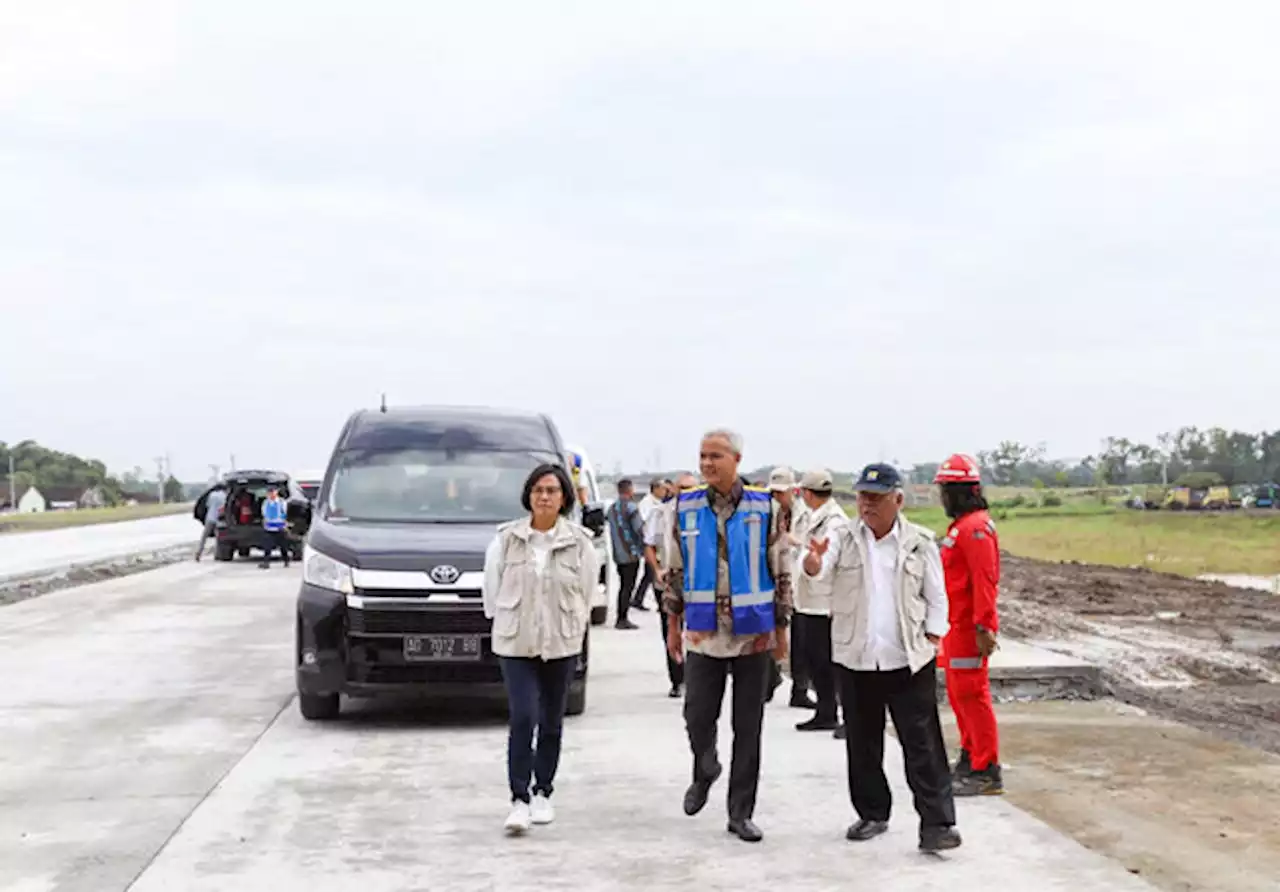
[[0, 502, 190, 534], [900, 504, 1280, 576]]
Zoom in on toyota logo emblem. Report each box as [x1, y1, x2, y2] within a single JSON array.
[[430, 564, 461, 584]]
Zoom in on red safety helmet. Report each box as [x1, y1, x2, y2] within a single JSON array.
[[934, 453, 982, 484]]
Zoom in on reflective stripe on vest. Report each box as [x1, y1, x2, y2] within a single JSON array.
[[677, 486, 775, 635], [948, 656, 984, 669]]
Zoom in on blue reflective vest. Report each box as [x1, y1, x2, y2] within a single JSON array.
[[677, 484, 776, 635], [262, 498, 288, 531]]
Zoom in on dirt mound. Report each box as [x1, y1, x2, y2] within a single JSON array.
[[1003, 553, 1280, 753]]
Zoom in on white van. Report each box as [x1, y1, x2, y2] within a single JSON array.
[[565, 443, 614, 627]]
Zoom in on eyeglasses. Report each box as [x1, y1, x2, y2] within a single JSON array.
[[531, 486, 563, 497]]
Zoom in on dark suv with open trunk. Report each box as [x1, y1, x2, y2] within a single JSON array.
[[294, 405, 605, 721], [194, 470, 311, 562]]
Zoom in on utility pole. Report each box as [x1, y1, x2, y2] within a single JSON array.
[[209, 464, 221, 482], [154, 457, 166, 504], [229, 453, 237, 473], [7, 455, 13, 510]]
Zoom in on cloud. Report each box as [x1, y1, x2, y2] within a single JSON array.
[[3, 1, 1280, 477]]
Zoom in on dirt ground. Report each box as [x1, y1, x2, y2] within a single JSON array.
[[1000, 554, 1280, 754], [965, 700, 1280, 892]]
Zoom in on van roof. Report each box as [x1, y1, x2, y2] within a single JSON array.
[[342, 405, 561, 454]]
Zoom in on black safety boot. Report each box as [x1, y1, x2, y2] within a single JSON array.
[[954, 763, 1004, 797], [951, 748, 972, 781]]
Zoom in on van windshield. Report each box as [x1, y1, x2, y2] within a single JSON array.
[[327, 448, 556, 523]]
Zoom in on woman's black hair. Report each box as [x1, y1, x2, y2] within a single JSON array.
[[940, 482, 988, 519], [521, 463, 576, 516]]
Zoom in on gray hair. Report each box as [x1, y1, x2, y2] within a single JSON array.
[[701, 427, 744, 456]]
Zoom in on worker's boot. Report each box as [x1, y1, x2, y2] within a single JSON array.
[[954, 763, 1003, 797], [951, 748, 972, 782]]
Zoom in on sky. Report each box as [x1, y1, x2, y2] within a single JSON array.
[[4, 0, 1280, 480]]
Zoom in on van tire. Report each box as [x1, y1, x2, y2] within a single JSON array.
[[590, 605, 608, 626], [566, 679, 587, 716], [215, 543, 235, 562], [299, 692, 340, 721]]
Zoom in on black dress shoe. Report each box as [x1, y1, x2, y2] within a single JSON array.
[[726, 818, 764, 842], [832, 724, 847, 740], [789, 689, 816, 709], [846, 819, 889, 841], [919, 826, 963, 852], [796, 716, 840, 732], [682, 763, 722, 816], [630, 601, 650, 611], [668, 684, 682, 698], [615, 619, 639, 630]]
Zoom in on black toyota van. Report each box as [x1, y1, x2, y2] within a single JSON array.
[[294, 405, 604, 721]]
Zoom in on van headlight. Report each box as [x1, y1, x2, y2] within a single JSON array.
[[303, 544, 354, 595]]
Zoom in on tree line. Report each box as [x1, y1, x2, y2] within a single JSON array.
[[1, 440, 185, 505], [905, 427, 1280, 488]]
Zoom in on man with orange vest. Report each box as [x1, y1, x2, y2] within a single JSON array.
[[935, 454, 1003, 796]]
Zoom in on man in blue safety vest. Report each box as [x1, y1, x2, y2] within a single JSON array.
[[258, 486, 291, 569], [663, 428, 793, 843]]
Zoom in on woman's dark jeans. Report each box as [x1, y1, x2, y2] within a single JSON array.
[[499, 656, 577, 803]]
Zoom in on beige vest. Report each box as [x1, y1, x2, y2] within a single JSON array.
[[829, 519, 939, 674], [490, 518, 594, 660], [793, 499, 848, 616]]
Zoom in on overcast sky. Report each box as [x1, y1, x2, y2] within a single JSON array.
[[4, 1, 1279, 479]]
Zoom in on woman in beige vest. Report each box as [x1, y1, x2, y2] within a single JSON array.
[[482, 463, 598, 835]]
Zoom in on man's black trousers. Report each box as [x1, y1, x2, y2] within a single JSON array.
[[683, 650, 771, 821], [792, 613, 838, 722], [837, 659, 956, 830], [615, 561, 638, 624], [658, 602, 685, 688]]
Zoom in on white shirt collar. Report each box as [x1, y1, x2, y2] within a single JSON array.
[[860, 517, 901, 546]]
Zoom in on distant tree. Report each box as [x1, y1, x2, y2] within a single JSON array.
[[163, 476, 185, 502]]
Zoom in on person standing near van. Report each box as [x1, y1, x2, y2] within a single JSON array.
[[195, 486, 227, 561], [483, 463, 599, 835], [607, 479, 645, 630], [258, 486, 290, 568]]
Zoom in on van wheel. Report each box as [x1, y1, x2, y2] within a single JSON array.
[[590, 605, 608, 626], [299, 692, 340, 721], [566, 679, 587, 716], [237, 547, 250, 557], [215, 543, 235, 562]]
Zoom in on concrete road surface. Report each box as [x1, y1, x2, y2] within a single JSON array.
[[0, 513, 197, 581], [0, 562, 1157, 892]]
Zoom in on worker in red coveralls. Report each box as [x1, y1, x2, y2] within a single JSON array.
[[935, 454, 1004, 796]]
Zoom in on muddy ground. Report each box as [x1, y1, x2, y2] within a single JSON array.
[[1002, 554, 1280, 754], [972, 700, 1280, 892]]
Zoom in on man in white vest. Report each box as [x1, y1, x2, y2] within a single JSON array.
[[790, 469, 848, 734], [802, 463, 960, 853]]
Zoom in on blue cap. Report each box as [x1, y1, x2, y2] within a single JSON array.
[[854, 463, 902, 494]]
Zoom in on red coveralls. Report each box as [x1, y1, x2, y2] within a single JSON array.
[[939, 509, 1000, 772]]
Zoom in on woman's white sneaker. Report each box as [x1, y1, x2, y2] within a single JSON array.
[[504, 800, 532, 834], [530, 793, 555, 825]]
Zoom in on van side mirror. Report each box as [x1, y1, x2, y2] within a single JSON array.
[[581, 503, 606, 536]]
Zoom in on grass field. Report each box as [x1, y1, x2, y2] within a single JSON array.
[[0, 502, 190, 534], [901, 502, 1280, 576]]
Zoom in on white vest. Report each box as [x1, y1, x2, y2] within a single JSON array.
[[488, 518, 595, 660], [829, 519, 940, 674], [793, 499, 848, 616]]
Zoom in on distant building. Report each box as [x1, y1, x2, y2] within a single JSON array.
[[0, 483, 110, 513]]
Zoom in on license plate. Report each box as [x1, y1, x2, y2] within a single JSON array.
[[403, 634, 482, 662]]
